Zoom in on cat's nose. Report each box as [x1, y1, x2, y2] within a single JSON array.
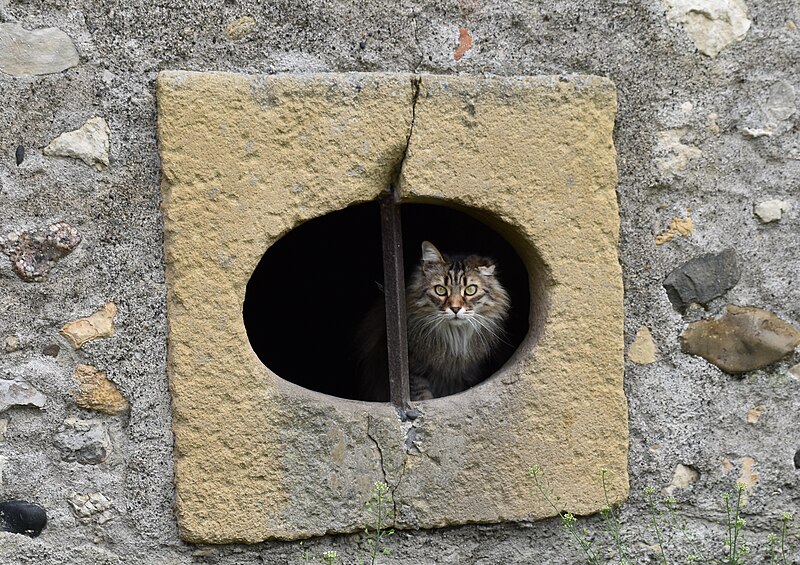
[[450, 306, 461, 313]]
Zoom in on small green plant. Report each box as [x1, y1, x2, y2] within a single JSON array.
[[321, 550, 338, 565], [644, 486, 670, 564], [298, 541, 312, 564], [662, 495, 707, 563], [530, 465, 602, 564], [298, 481, 395, 565], [768, 512, 794, 565], [363, 481, 395, 565], [531, 466, 796, 565], [723, 484, 749, 565], [601, 468, 632, 565]]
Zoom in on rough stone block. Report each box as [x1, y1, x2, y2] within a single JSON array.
[[156, 71, 627, 542]]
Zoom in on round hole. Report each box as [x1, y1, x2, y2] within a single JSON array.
[[243, 201, 536, 401]]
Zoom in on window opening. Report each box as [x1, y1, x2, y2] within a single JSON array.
[[243, 201, 530, 404]]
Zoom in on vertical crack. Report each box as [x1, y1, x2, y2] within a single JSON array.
[[366, 414, 399, 523], [403, 75, 421, 169], [366, 414, 388, 485], [390, 75, 422, 196]]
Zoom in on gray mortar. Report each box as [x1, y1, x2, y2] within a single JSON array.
[[1, 0, 798, 563]]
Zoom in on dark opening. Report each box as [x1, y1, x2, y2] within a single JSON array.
[[243, 201, 531, 401]]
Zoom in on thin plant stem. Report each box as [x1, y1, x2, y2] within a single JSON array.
[[530, 466, 601, 565], [645, 487, 670, 565], [663, 497, 707, 564], [600, 468, 631, 565]]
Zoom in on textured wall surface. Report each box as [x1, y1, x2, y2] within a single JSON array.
[[0, 0, 798, 563]]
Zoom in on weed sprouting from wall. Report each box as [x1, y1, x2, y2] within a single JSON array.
[[300, 482, 395, 565], [530, 466, 796, 565]]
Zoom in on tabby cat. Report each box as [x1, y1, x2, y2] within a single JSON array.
[[356, 241, 511, 401]]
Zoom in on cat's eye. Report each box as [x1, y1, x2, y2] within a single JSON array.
[[434, 285, 448, 296], [464, 284, 478, 296]]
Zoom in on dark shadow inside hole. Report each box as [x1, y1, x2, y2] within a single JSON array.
[[243, 201, 531, 401]]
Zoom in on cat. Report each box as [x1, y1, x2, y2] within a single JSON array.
[[356, 241, 511, 401]]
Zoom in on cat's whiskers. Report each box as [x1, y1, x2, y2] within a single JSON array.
[[466, 317, 492, 349]]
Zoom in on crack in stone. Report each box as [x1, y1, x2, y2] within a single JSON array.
[[390, 74, 421, 199], [366, 414, 389, 485], [366, 414, 400, 524]]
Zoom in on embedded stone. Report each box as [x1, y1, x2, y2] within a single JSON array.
[[157, 71, 626, 542], [224, 16, 256, 40], [754, 199, 788, 223], [765, 81, 796, 122], [628, 326, 658, 364], [454, 27, 473, 61], [655, 129, 702, 175], [745, 404, 765, 424], [663, 248, 740, 311], [3, 336, 20, 353], [790, 363, 800, 380], [53, 418, 112, 465], [0, 500, 47, 537], [737, 456, 758, 503], [680, 305, 800, 373], [662, 0, 751, 57], [43, 117, 110, 171], [42, 344, 60, 357], [1, 222, 81, 282], [655, 212, 693, 245], [664, 463, 699, 496], [60, 302, 117, 349], [742, 127, 774, 138], [0, 23, 79, 76], [68, 492, 114, 525], [73, 364, 129, 415], [0, 379, 46, 413]]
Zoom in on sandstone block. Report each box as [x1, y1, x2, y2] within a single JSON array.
[[157, 71, 626, 542]]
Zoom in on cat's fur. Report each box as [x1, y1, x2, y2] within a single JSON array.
[[356, 241, 510, 401]]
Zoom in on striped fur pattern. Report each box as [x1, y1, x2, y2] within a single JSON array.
[[357, 241, 510, 401]]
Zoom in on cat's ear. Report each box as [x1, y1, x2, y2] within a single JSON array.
[[421, 241, 444, 265], [478, 264, 496, 276]]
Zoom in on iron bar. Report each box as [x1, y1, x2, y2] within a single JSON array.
[[379, 184, 410, 410]]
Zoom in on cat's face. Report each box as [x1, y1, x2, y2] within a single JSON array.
[[412, 241, 510, 324]]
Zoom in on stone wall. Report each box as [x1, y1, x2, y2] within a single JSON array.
[[0, 0, 798, 563]]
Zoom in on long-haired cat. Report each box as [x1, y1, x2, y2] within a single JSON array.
[[356, 241, 511, 401]]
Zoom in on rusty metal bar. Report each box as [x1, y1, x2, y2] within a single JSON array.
[[379, 184, 410, 410]]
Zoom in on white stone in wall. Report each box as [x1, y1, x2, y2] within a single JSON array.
[[0, 23, 79, 76], [765, 80, 796, 122], [665, 464, 700, 496], [44, 117, 110, 171], [662, 0, 751, 58], [68, 492, 114, 525], [656, 128, 702, 175], [0, 379, 46, 412], [754, 199, 789, 223]]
